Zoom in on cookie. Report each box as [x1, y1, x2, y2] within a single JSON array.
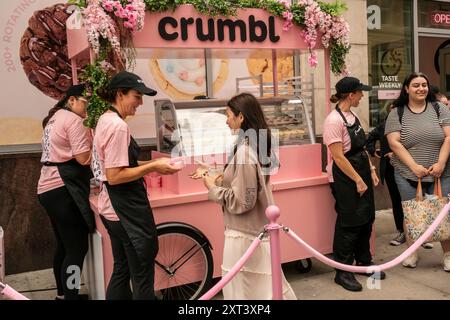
[[149, 58, 229, 99], [20, 4, 75, 100], [246, 53, 294, 86]]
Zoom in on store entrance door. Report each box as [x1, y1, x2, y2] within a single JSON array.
[[418, 36, 450, 93]]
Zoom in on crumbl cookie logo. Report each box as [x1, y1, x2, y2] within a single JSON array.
[[158, 15, 280, 43]]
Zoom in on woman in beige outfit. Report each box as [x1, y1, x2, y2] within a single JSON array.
[[191, 93, 296, 300]]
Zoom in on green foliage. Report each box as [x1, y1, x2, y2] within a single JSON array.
[[317, 0, 347, 16], [330, 41, 350, 75], [79, 61, 111, 128], [289, 3, 306, 26], [67, 0, 88, 7]]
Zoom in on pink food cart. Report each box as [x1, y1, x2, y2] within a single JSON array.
[[66, 5, 346, 300]]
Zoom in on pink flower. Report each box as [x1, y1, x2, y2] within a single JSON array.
[[308, 52, 318, 67], [278, 0, 291, 8]]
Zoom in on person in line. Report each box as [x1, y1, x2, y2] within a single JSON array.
[[385, 72, 450, 271], [323, 76, 385, 292], [37, 84, 95, 300], [191, 93, 296, 299], [366, 110, 406, 246], [93, 71, 180, 299], [430, 84, 449, 108]]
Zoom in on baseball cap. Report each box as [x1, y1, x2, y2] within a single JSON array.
[[107, 71, 157, 96], [65, 84, 86, 98], [335, 77, 372, 94]]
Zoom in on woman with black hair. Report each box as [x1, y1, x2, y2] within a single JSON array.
[[37, 84, 95, 300], [191, 93, 296, 300], [385, 72, 450, 270], [323, 77, 384, 292]]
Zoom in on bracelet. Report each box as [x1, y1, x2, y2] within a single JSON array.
[[370, 165, 376, 171]]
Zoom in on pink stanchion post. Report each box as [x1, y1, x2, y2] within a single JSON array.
[[265, 205, 283, 300], [0, 283, 29, 300]]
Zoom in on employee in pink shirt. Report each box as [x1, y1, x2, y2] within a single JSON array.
[[93, 71, 180, 300], [323, 77, 384, 292], [37, 84, 94, 300]]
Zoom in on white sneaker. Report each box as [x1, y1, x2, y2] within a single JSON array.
[[443, 252, 450, 272], [421, 242, 434, 249], [402, 252, 418, 268]]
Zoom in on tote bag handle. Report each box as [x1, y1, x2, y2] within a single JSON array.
[[433, 177, 443, 198], [416, 177, 443, 201]]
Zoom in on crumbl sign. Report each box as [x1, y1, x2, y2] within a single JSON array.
[[431, 11, 450, 26], [158, 15, 281, 43]]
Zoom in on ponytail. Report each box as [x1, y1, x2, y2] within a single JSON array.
[[42, 97, 69, 128], [329, 92, 350, 104]]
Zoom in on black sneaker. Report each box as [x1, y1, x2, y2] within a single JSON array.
[[355, 262, 386, 280], [334, 271, 363, 292], [390, 232, 406, 246]]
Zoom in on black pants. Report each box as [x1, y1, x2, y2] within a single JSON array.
[[38, 186, 88, 300], [384, 162, 404, 232], [100, 216, 156, 300], [333, 217, 373, 267]]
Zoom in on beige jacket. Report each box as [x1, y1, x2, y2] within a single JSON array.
[[208, 142, 274, 236]]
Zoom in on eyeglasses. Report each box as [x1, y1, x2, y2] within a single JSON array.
[[78, 97, 88, 103]]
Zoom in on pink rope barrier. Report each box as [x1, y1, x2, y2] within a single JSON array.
[[199, 235, 263, 300], [286, 202, 450, 274], [0, 282, 29, 300]]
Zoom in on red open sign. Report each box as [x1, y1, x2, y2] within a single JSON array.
[[431, 11, 450, 26]]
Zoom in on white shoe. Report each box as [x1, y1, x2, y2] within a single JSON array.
[[421, 242, 434, 249], [402, 252, 418, 268], [443, 252, 450, 272]]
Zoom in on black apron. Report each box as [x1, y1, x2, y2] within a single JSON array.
[[43, 159, 96, 232], [103, 110, 158, 267], [332, 106, 375, 227]]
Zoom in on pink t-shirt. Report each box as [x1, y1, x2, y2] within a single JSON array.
[[37, 109, 92, 194], [323, 109, 358, 182], [92, 112, 130, 221]]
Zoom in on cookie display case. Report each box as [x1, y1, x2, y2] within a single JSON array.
[[155, 96, 315, 158]]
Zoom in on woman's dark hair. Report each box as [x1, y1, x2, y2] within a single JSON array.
[[227, 93, 272, 167], [392, 72, 436, 109], [42, 96, 77, 128], [330, 93, 350, 103], [97, 87, 133, 104], [42, 84, 86, 128]]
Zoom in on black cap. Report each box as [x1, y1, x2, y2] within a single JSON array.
[[107, 71, 157, 96], [335, 77, 372, 94], [65, 84, 86, 98]]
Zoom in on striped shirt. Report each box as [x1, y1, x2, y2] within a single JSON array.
[[384, 102, 450, 182]]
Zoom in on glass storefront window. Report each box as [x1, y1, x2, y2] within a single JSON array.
[[418, 0, 450, 30], [367, 0, 414, 127]]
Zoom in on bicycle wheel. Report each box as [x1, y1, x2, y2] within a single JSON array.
[[155, 225, 213, 300]]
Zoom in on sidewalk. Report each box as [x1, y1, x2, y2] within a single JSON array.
[[2, 209, 449, 300]]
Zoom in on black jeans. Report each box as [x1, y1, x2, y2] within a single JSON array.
[[333, 217, 373, 267], [38, 186, 88, 300], [100, 216, 156, 300], [384, 162, 404, 232]]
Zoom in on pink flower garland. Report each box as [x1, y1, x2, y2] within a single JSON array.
[[101, 0, 146, 32], [278, 0, 350, 71], [83, 0, 121, 54]]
